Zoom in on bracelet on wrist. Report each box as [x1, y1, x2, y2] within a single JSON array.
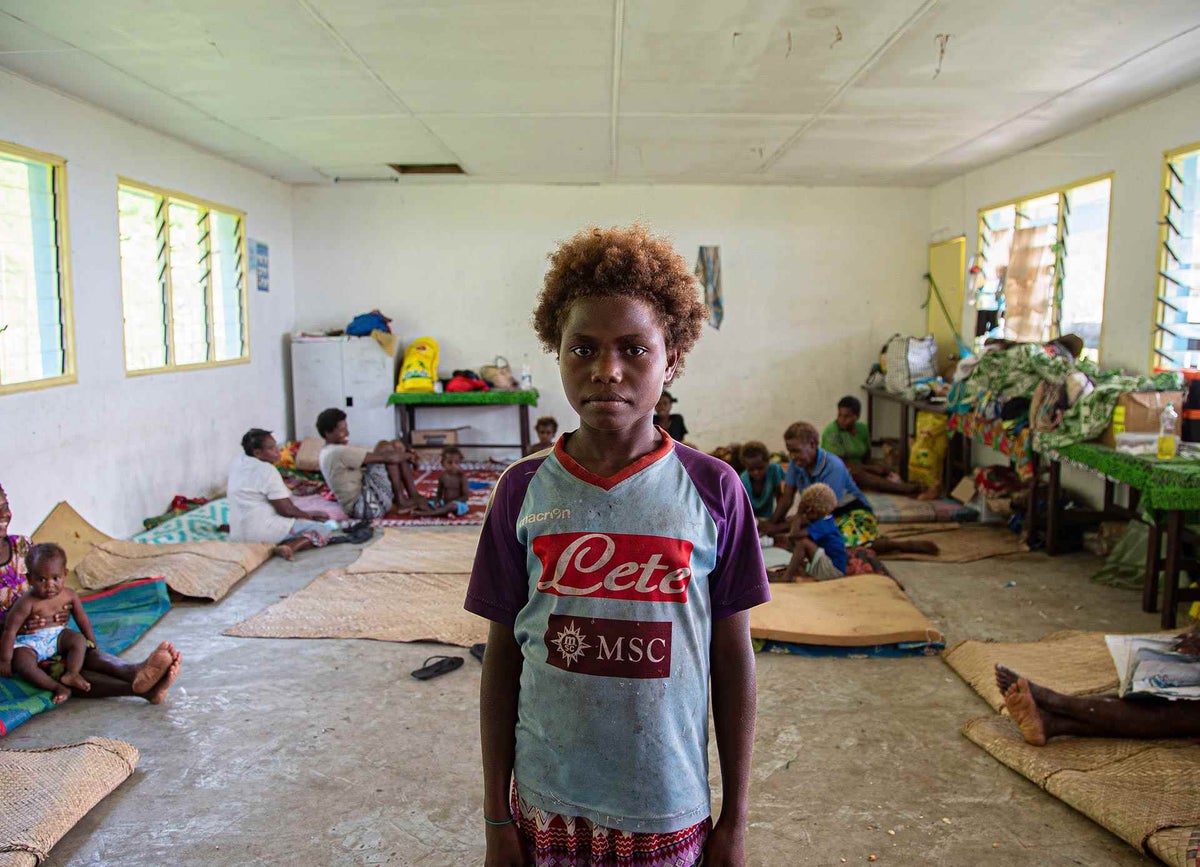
[[483, 816, 513, 827]]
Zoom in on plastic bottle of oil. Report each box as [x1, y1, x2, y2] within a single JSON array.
[[1158, 402, 1179, 460]]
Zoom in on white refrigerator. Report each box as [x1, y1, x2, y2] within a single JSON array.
[[290, 335, 395, 443]]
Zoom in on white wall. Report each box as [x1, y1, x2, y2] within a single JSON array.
[[291, 184, 930, 457], [930, 79, 1200, 374], [0, 70, 296, 537]]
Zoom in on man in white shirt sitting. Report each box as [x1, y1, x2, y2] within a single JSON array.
[[228, 428, 334, 560]]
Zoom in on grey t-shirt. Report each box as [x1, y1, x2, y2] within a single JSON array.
[[319, 444, 369, 512]]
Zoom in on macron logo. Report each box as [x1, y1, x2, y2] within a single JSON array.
[[519, 508, 572, 528]]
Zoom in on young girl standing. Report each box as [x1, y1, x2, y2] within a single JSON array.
[[466, 226, 769, 866]]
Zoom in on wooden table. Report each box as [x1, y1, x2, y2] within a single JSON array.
[[387, 390, 539, 454], [1038, 442, 1200, 628], [862, 386, 969, 490]]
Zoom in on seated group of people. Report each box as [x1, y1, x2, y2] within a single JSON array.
[[735, 398, 937, 582], [228, 408, 474, 560], [0, 485, 182, 705]]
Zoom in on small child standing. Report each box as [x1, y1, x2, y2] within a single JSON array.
[[467, 225, 769, 866], [739, 441, 784, 525], [0, 543, 96, 704], [414, 446, 471, 517], [779, 483, 847, 583], [526, 415, 559, 455]]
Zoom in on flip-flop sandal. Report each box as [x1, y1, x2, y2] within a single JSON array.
[[411, 655, 464, 680], [470, 643, 486, 663]]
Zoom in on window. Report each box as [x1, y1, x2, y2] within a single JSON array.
[[1153, 142, 1200, 370], [117, 179, 248, 373], [973, 174, 1112, 361], [0, 141, 74, 393]]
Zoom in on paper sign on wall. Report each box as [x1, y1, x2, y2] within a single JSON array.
[[250, 239, 269, 292]]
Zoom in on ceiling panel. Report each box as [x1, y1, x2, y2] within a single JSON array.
[[619, 115, 806, 180], [240, 115, 456, 167], [307, 0, 614, 114], [619, 0, 932, 114], [3, 1, 1200, 186], [422, 116, 610, 179], [837, 0, 1200, 112]]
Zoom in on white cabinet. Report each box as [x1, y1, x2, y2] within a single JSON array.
[[290, 336, 395, 443]]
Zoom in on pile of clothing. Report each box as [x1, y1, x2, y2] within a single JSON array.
[[948, 338, 1182, 460]]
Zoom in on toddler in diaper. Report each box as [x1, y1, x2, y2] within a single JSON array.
[[0, 543, 96, 704]]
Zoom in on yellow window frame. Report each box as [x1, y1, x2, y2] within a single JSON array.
[[1151, 139, 1200, 372], [117, 176, 250, 376], [974, 171, 1115, 363], [0, 139, 77, 396]]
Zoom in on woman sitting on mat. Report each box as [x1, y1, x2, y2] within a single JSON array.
[[0, 483, 181, 702], [995, 632, 1200, 745]]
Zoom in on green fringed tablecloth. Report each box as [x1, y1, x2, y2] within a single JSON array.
[[387, 389, 539, 407], [1048, 442, 1200, 511]]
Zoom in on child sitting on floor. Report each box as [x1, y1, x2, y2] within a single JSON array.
[[413, 446, 471, 517], [527, 415, 558, 455], [739, 441, 784, 525], [778, 483, 847, 583], [0, 543, 96, 704]]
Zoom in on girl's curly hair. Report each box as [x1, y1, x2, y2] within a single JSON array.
[[532, 225, 708, 375]]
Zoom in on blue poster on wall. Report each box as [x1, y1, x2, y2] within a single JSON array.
[[252, 239, 269, 292]]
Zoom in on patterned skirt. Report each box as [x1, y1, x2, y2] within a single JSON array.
[[510, 785, 710, 867], [835, 508, 878, 548]]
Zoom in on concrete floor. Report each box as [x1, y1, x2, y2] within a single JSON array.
[[8, 531, 1184, 866]]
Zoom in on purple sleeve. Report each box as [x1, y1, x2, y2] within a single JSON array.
[[675, 446, 771, 619], [463, 458, 543, 626]]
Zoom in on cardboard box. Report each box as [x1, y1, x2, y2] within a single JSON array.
[[1097, 390, 1183, 447], [950, 476, 977, 505], [410, 428, 465, 447]]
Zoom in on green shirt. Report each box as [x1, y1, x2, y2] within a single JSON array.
[[821, 420, 870, 465]]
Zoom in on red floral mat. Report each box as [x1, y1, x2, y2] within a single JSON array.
[[372, 461, 504, 527]]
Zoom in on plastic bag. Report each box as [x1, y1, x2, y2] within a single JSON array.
[[907, 411, 947, 487], [397, 336, 439, 393]]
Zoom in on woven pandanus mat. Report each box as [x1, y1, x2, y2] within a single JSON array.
[[225, 569, 488, 647], [963, 714, 1200, 865], [76, 540, 273, 600], [943, 630, 1119, 711], [1147, 826, 1200, 867], [0, 737, 138, 867], [346, 529, 480, 574]]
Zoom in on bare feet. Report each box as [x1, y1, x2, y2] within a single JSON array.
[[132, 642, 174, 693], [794, 575, 818, 584], [1003, 677, 1048, 746], [59, 671, 91, 693], [273, 543, 296, 561], [917, 483, 943, 501], [144, 650, 182, 705], [52, 686, 70, 704]]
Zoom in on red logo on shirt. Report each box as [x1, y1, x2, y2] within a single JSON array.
[[544, 614, 672, 678], [532, 532, 694, 602]]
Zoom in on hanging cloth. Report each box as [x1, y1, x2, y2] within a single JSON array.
[[695, 246, 723, 330]]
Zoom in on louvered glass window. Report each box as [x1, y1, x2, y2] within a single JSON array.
[[0, 143, 73, 393], [118, 180, 247, 373], [1154, 145, 1200, 370], [974, 176, 1111, 361]]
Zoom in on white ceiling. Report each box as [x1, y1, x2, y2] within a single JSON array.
[[2, 0, 1200, 186]]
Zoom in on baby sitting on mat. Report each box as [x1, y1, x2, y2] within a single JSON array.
[[411, 446, 470, 518], [0, 543, 95, 704], [777, 483, 847, 583]]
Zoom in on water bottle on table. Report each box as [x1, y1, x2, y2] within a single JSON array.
[[1158, 401, 1179, 460]]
